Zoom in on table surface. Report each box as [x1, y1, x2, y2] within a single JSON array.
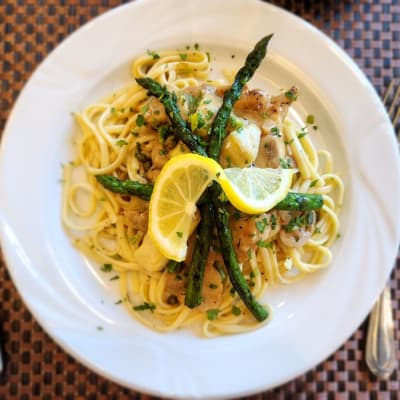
[[0, 1, 399, 399]]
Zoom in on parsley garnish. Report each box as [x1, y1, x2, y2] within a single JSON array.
[[176, 231, 183, 238], [110, 275, 119, 281], [256, 240, 273, 248], [116, 139, 128, 147], [310, 179, 319, 188], [306, 115, 315, 124], [279, 158, 292, 169], [133, 302, 156, 312], [270, 214, 277, 230], [206, 309, 220, 321], [297, 128, 308, 139], [179, 53, 188, 61], [136, 114, 145, 127], [285, 90, 298, 100], [232, 305, 241, 316], [255, 218, 268, 233], [209, 283, 218, 289], [271, 126, 281, 137], [100, 263, 112, 272], [147, 49, 160, 60], [167, 260, 182, 273]]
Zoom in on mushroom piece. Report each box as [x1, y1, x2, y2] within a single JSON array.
[[254, 135, 286, 169]]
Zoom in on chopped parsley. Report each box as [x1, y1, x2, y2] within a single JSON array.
[[206, 309, 220, 321], [136, 114, 145, 127], [110, 275, 120, 281], [176, 231, 183, 238], [285, 90, 298, 100], [209, 283, 218, 289], [100, 263, 112, 272], [116, 139, 128, 147], [231, 305, 241, 316], [194, 43, 200, 50], [256, 240, 273, 248], [167, 260, 182, 273], [279, 157, 292, 169], [270, 214, 277, 230], [179, 53, 188, 61], [206, 51, 211, 62], [297, 128, 308, 139], [255, 218, 268, 233], [157, 124, 171, 142], [133, 302, 156, 312], [284, 211, 314, 233], [310, 179, 319, 188], [306, 114, 315, 124], [271, 126, 281, 137], [147, 49, 160, 60], [130, 130, 139, 137], [284, 139, 294, 145]]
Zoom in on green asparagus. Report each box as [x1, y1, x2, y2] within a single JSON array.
[[211, 185, 269, 321], [208, 34, 273, 160], [96, 175, 323, 211], [184, 203, 214, 308], [206, 35, 273, 321], [95, 175, 153, 200], [135, 77, 207, 156]]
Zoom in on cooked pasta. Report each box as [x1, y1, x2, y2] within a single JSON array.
[[62, 46, 343, 337]]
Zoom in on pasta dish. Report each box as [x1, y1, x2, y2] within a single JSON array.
[[62, 36, 344, 337]]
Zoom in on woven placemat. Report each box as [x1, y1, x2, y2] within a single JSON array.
[[0, 1, 399, 399]]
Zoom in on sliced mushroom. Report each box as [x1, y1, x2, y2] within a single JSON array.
[[254, 135, 286, 169]]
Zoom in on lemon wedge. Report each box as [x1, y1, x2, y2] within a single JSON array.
[[148, 154, 295, 261]]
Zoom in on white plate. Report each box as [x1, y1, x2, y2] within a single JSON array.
[[1, 0, 399, 398]]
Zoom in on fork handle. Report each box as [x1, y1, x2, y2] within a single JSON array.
[[365, 285, 397, 378]]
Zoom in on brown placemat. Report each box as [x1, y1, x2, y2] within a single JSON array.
[[0, 1, 399, 399]]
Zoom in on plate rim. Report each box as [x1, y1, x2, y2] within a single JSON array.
[[1, 0, 400, 398]]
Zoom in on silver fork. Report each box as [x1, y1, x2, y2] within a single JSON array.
[[365, 81, 399, 379]]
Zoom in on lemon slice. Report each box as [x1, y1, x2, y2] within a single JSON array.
[[219, 167, 295, 214], [149, 154, 295, 261]]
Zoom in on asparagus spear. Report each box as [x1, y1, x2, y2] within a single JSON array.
[[211, 185, 269, 321], [135, 78, 207, 156], [95, 175, 153, 200], [184, 203, 214, 308], [205, 35, 274, 321], [96, 175, 323, 212], [208, 34, 273, 161], [134, 78, 215, 309]]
